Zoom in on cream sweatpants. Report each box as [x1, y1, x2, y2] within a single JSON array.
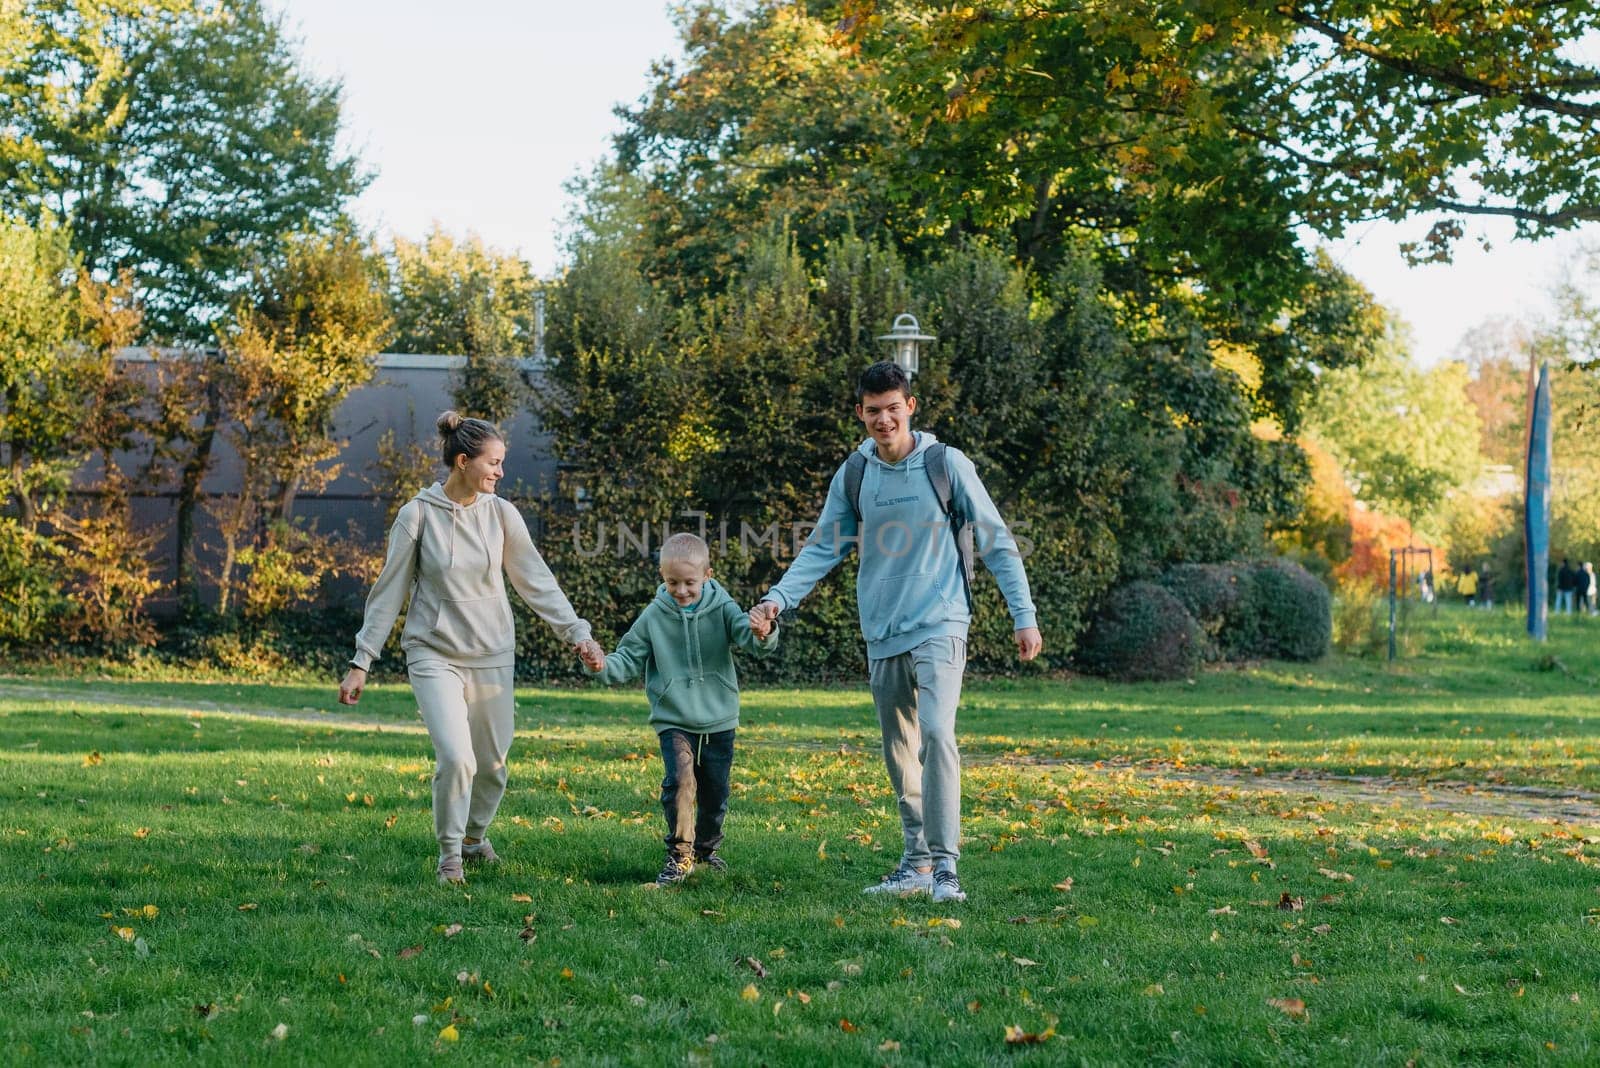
[[408, 658, 516, 860]]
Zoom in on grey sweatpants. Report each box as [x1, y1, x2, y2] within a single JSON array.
[[408, 658, 516, 860], [868, 636, 968, 868]]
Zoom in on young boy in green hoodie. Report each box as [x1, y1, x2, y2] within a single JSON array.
[[587, 532, 779, 886]]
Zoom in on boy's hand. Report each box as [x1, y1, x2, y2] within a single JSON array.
[[338, 667, 366, 705], [575, 639, 606, 672], [749, 601, 779, 633], [1014, 626, 1043, 662]]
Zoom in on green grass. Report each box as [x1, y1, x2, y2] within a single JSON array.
[[3, 606, 1599, 1064]]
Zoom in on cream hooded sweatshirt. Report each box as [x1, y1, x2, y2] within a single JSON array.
[[350, 483, 591, 671]]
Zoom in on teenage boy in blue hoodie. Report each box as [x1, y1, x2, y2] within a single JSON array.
[[588, 532, 779, 886], [750, 361, 1041, 904]]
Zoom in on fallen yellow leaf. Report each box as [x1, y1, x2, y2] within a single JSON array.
[[1268, 997, 1307, 1018], [439, 1024, 459, 1042], [1003, 1022, 1056, 1044], [740, 984, 760, 1002]]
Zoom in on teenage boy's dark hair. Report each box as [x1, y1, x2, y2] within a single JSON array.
[[857, 360, 912, 402]]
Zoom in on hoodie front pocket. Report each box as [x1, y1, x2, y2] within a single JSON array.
[[431, 595, 513, 658], [868, 571, 961, 635]]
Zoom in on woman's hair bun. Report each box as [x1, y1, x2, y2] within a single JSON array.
[[436, 410, 464, 435]]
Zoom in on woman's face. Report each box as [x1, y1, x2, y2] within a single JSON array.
[[456, 438, 506, 495]]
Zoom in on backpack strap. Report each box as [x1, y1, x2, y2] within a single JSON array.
[[924, 443, 975, 613], [844, 451, 868, 525]]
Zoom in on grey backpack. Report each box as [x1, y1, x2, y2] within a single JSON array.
[[843, 443, 975, 611]]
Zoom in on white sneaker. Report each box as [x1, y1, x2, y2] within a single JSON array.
[[862, 864, 933, 896], [932, 868, 966, 903]]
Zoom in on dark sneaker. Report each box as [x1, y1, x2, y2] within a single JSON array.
[[462, 838, 501, 864], [932, 868, 966, 904], [437, 855, 466, 885], [862, 864, 934, 896], [655, 854, 694, 887], [694, 852, 728, 873]]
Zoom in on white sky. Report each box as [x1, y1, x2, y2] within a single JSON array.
[[272, 0, 1597, 368]]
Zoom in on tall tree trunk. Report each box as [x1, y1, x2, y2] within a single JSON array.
[[174, 371, 221, 608], [9, 453, 35, 529]]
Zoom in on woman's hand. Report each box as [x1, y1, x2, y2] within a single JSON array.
[[575, 639, 606, 672], [338, 667, 367, 705]]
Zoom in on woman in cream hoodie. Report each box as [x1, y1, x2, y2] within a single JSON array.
[[338, 412, 604, 884]]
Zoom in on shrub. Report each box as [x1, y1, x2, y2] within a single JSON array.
[[1159, 562, 1253, 660], [1074, 581, 1201, 681], [1247, 559, 1332, 661], [0, 517, 67, 644]]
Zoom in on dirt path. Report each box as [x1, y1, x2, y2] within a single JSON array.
[[5, 680, 1597, 826]]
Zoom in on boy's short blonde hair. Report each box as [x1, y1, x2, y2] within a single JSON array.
[[659, 532, 711, 570]]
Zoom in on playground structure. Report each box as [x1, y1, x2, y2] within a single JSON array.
[[1388, 545, 1438, 662]]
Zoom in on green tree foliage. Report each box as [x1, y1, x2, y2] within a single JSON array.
[[0, 0, 365, 340], [1304, 316, 1483, 533], [850, 1, 1600, 263], [388, 227, 538, 423], [0, 215, 81, 527]]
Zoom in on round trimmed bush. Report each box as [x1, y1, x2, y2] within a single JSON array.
[[1159, 562, 1255, 660], [1074, 581, 1202, 681], [1245, 559, 1331, 661]]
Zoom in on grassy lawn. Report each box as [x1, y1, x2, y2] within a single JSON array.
[[3, 605, 1599, 1064]]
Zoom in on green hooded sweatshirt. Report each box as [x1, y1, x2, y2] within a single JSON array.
[[586, 578, 778, 734]]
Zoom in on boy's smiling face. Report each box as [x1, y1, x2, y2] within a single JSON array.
[[661, 558, 710, 606]]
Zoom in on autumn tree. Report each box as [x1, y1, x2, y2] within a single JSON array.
[[206, 229, 390, 614], [0, 0, 365, 340]]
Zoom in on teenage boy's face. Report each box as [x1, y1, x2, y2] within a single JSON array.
[[856, 389, 916, 450], [661, 558, 710, 606]]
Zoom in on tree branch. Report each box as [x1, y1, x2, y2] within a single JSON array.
[[1280, 4, 1600, 121]]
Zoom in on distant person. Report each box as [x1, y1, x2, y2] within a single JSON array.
[[1585, 562, 1597, 616], [1479, 566, 1495, 611], [338, 412, 605, 885], [1459, 569, 1478, 607], [1556, 558, 1576, 614], [585, 533, 779, 887]]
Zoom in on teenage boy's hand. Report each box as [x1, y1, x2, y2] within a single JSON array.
[[749, 601, 779, 633], [1014, 627, 1043, 662], [338, 667, 366, 705]]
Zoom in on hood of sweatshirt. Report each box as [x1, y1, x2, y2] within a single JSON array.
[[855, 429, 939, 468], [646, 575, 736, 619], [415, 482, 500, 583]]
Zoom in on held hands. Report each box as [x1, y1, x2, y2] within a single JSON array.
[[338, 667, 367, 705], [748, 608, 774, 640], [748, 600, 779, 637], [1014, 626, 1043, 663], [575, 639, 606, 672]]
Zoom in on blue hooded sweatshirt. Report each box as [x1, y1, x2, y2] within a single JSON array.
[[762, 432, 1037, 660]]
